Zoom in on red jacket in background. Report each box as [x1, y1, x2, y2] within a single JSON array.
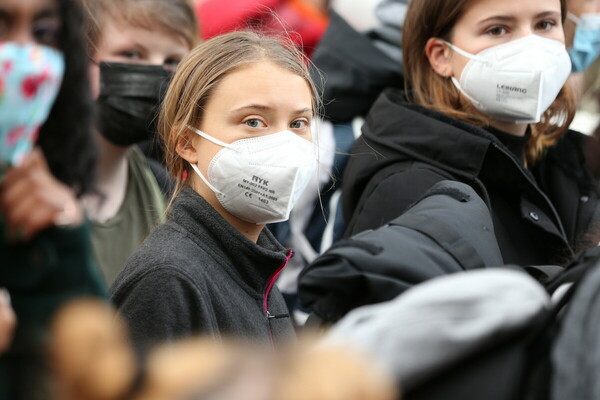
[[197, 0, 328, 57]]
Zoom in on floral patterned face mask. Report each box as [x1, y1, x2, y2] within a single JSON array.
[[0, 42, 65, 168]]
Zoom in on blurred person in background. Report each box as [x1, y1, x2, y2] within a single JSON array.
[[110, 31, 319, 352], [81, 0, 198, 285], [343, 0, 600, 268], [270, 0, 411, 322], [270, 0, 408, 322], [563, 0, 600, 184], [0, 0, 107, 398], [565, 0, 600, 73], [564, 0, 600, 134], [49, 298, 398, 400], [195, 0, 329, 57], [0, 290, 15, 355]]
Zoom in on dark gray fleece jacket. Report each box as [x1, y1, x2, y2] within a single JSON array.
[[110, 187, 295, 351]]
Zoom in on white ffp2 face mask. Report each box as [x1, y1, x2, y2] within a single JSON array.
[[446, 35, 572, 123], [188, 127, 318, 225]]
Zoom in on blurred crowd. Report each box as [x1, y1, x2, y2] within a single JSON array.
[[1, 0, 600, 399]]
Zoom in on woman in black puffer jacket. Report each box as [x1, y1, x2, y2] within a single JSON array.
[[343, 0, 599, 267]]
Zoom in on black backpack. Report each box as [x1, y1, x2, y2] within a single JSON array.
[[403, 247, 600, 400], [298, 180, 600, 399], [299, 180, 504, 324]]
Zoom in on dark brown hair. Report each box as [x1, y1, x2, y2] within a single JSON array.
[[402, 0, 574, 164]]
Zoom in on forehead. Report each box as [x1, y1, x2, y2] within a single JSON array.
[[0, 0, 58, 16], [459, 0, 561, 18], [93, 1, 196, 48], [96, 18, 189, 53], [208, 61, 313, 111], [568, 0, 600, 13]]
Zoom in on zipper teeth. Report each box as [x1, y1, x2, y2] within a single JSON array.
[[264, 250, 292, 350], [263, 250, 293, 312]]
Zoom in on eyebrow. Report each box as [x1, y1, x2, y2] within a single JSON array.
[[0, 7, 59, 26], [478, 11, 561, 25], [231, 104, 312, 115], [535, 11, 562, 19]]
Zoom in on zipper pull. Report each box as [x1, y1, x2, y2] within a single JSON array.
[[266, 311, 289, 319]]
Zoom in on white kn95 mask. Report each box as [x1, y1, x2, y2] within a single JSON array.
[[445, 35, 572, 123], [188, 126, 317, 225]]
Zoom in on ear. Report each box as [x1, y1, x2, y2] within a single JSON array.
[[425, 38, 453, 78], [175, 127, 199, 164]]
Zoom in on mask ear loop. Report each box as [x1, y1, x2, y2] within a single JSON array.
[[188, 162, 223, 195], [567, 12, 580, 25], [443, 41, 487, 110], [186, 126, 229, 195], [188, 125, 233, 148], [443, 40, 486, 62]]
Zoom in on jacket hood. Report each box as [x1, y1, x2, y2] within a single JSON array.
[[310, 12, 403, 122]]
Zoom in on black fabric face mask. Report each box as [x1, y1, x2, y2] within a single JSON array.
[[97, 62, 173, 147]]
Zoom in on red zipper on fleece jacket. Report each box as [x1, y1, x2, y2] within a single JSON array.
[[263, 250, 293, 348]]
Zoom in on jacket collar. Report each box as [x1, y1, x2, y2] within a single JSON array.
[[169, 187, 288, 294], [363, 88, 505, 179], [361, 88, 570, 245]]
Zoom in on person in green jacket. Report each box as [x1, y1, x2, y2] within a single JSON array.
[[0, 0, 107, 398]]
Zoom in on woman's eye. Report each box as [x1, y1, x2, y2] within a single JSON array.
[[164, 57, 181, 70], [290, 120, 307, 129], [486, 26, 507, 36], [245, 119, 265, 128], [121, 50, 141, 60], [32, 20, 61, 47], [536, 20, 556, 31]]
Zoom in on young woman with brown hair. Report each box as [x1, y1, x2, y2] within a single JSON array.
[[110, 31, 319, 351], [342, 0, 599, 266]]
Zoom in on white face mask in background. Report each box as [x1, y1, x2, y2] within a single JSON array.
[[188, 127, 317, 225], [445, 35, 572, 124]]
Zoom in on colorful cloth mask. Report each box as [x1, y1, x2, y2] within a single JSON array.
[[0, 42, 65, 168], [188, 127, 318, 225], [567, 12, 600, 72]]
